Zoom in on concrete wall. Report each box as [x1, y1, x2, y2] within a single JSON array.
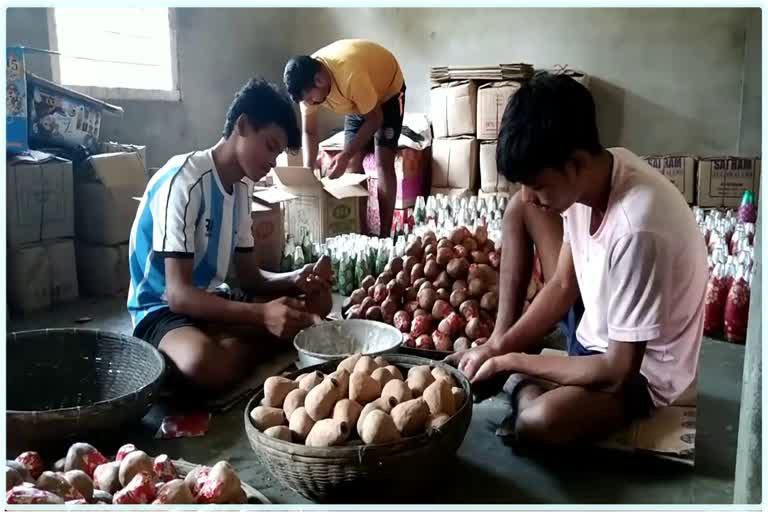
[[7, 7, 296, 168], [7, 7, 762, 167], [739, 11, 761, 155], [292, 7, 761, 157]]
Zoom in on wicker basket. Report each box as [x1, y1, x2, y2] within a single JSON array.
[[7, 329, 165, 448], [244, 354, 472, 503]]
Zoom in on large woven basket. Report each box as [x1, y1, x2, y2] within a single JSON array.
[[7, 329, 165, 449], [244, 354, 472, 503]]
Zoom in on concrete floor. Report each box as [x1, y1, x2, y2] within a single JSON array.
[[7, 295, 745, 504]]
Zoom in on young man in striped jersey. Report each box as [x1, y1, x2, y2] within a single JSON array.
[[128, 78, 331, 395]]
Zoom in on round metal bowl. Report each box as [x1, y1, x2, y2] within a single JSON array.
[[293, 319, 403, 369]]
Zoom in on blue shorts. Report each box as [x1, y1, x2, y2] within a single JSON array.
[[557, 296, 654, 419]]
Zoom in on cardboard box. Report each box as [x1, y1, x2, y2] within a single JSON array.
[[8, 239, 78, 314], [47, 239, 79, 303], [8, 244, 51, 313], [642, 154, 696, 203], [7, 152, 75, 246], [76, 242, 130, 297], [75, 151, 147, 245], [696, 157, 761, 208], [431, 136, 479, 190], [272, 166, 368, 243], [479, 141, 521, 195], [430, 80, 477, 138], [100, 141, 148, 178], [27, 73, 122, 152], [542, 349, 695, 465], [430, 187, 475, 198], [250, 188, 295, 272], [476, 81, 521, 140], [7, 47, 28, 154], [276, 151, 303, 167]]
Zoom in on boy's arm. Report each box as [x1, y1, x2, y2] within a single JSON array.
[[475, 232, 664, 391], [234, 253, 303, 296], [472, 340, 647, 393], [326, 75, 384, 179], [232, 183, 329, 297], [495, 241, 580, 354], [165, 257, 314, 337], [165, 256, 262, 324]]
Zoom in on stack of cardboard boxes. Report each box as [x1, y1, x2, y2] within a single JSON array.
[[476, 81, 523, 201], [7, 153, 79, 314], [429, 66, 593, 202], [73, 151, 147, 297], [429, 77, 528, 200], [642, 154, 761, 207], [7, 46, 131, 314], [430, 81, 479, 197]]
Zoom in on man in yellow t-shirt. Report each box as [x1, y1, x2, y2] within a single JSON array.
[[284, 39, 406, 237]]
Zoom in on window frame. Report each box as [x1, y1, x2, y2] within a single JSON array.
[[47, 7, 182, 102]]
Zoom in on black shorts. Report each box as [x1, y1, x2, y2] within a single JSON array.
[[132, 287, 252, 348], [344, 83, 406, 151], [133, 307, 196, 348]]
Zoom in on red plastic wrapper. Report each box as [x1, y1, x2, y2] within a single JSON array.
[[196, 462, 240, 504], [113, 471, 156, 504], [116, 443, 137, 462], [6, 486, 64, 504], [197, 479, 226, 504], [155, 412, 211, 439], [188, 466, 211, 496], [724, 272, 751, 344], [432, 330, 452, 351], [15, 451, 44, 480], [703, 265, 729, 336], [81, 449, 109, 478], [153, 454, 177, 482]]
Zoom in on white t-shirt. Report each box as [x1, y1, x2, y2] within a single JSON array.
[[563, 147, 708, 406], [127, 149, 254, 329]]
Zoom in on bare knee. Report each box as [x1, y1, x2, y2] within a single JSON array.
[[515, 401, 560, 444], [160, 330, 247, 393]]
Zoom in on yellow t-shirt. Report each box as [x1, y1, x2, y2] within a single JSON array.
[[309, 39, 404, 115]]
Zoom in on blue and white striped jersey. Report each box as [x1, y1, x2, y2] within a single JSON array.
[[127, 149, 254, 329]]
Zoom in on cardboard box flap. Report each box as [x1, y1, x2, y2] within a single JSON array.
[[87, 152, 147, 188], [478, 80, 522, 91], [320, 173, 368, 189], [251, 200, 272, 213], [322, 184, 369, 200], [431, 79, 473, 91], [320, 173, 369, 199], [271, 166, 321, 189], [253, 187, 296, 204], [8, 150, 63, 165]]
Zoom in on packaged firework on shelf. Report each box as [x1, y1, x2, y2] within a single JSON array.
[[695, 191, 757, 344]]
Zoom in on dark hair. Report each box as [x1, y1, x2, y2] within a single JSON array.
[[496, 72, 601, 184], [283, 55, 322, 103], [223, 78, 301, 150]]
